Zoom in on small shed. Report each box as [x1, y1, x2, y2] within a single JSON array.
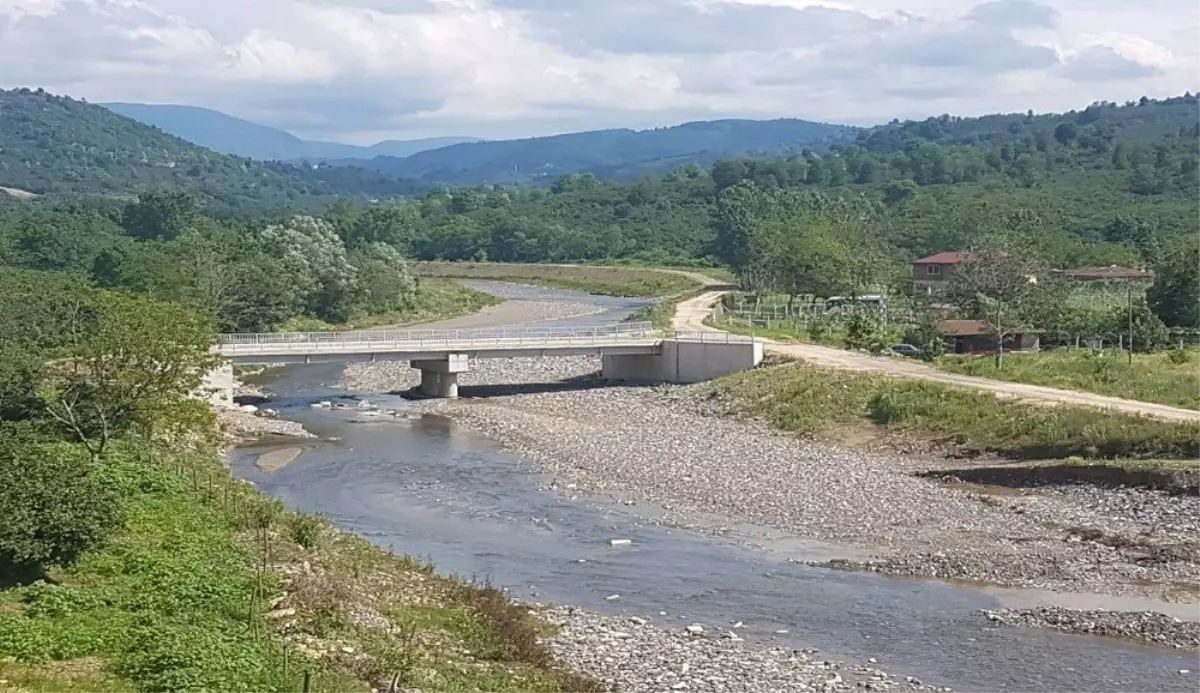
[[937, 319, 1041, 354]]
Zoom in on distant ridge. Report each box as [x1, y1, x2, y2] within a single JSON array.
[[103, 102, 483, 161], [329, 117, 858, 186]]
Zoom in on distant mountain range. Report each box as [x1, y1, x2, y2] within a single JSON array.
[[332, 118, 858, 185], [102, 103, 484, 161], [106, 102, 858, 186]]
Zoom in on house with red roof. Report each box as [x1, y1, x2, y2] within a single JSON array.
[[912, 251, 969, 295]]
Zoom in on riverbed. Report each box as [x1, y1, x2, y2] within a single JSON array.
[[228, 281, 1198, 692]]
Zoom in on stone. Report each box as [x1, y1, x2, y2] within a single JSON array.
[[685, 624, 705, 635], [605, 594, 621, 601], [609, 539, 633, 547], [266, 607, 296, 619]]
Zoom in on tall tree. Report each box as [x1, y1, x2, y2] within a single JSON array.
[[37, 291, 220, 460], [949, 237, 1048, 368], [1147, 239, 1200, 328]]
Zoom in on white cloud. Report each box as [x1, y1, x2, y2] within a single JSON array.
[[0, 0, 1195, 140]]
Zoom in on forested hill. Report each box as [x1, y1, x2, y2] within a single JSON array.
[[859, 94, 1200, 151], [0, 89, 427, 214], [331, 118, 857, 186]]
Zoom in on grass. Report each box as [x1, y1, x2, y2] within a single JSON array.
[[280, 279, 503, 332], [711, 362, 1200, 460], [0, 443, 598, 693], [938, 348, 1200, 410], [711, 315, 906, 351], [411, 261, 699, 298]]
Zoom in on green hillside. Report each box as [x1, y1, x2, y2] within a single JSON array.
[[0, 89, 426, 214]]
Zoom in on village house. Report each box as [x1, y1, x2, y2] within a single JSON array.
[[911, 251, 968, 296], [936, 319, 1041, 355]]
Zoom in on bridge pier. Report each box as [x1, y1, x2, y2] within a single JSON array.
[[412, 353, 469, 398]]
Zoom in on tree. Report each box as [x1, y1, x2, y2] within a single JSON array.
[[254, 216, 359, 322], [1147, 240, 1200, 328], [949, 237, 1048, 368], [120, 189, 200, 240], [38, 291, 220, 460], [349, 243, 417, 315], [1053, 122, 1078, 146], [0, 435, 121, 581]]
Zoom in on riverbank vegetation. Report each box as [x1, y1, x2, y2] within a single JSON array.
[[0, 269, 598, 692], [711, 363, 1200, 460], [411, 261, 699, 298], [938, 349, 1200, 410], [279, 279, 502, 332]]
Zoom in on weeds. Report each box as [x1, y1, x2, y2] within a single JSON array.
[[1, 443, 601, 693], [286, 513, 325, 550], [938, 348, 1200, 410], [715, 363, 1200, 460]]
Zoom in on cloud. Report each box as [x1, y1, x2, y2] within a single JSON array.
[[966, 0, 1059, 28], [1059, 45, 1162, 82], [0, 0, 1195, 141]]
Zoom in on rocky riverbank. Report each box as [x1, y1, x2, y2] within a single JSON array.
[[982, 607, 1200, 651], [341, 356, 1200, 649], [541, 606, 942, 693]]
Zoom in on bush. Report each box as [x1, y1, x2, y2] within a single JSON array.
[[0, 438, 122, 580], [286, 513, 325, 550], [1166, 348, 1191, 365]]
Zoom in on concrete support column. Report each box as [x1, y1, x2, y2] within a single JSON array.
[[411, 353, 469, 398]]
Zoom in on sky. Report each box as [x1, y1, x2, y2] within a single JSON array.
[[1, 0, 1197, 143]]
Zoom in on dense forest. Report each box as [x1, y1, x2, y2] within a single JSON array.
[[0, 89, 427, 215]]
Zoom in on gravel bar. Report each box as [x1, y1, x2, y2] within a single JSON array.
[[542, 606, 942, 693], [342, 356, 1199, 653], [982, 607, 1200, 650]]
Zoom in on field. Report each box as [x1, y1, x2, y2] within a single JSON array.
[[938, 349, 1200, 410], [0, 444, 596, 693], [411, 262, 699, 298], [712, 363, 1199, 460]]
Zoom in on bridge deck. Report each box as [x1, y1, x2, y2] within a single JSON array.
[[217, 322, 753, 365]]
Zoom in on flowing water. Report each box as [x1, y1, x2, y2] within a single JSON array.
[[229, 281, 1197, 692]]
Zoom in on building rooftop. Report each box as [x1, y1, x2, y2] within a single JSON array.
[[914, 251, 969, 265]]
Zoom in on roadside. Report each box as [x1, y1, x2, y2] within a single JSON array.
[[674, 285, 1200, 423]]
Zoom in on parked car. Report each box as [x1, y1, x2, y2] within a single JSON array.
[[890, 343, 923, 358]]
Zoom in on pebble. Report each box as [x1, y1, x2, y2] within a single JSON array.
[[543, 606, 937, 693], [983, 607, 1200, 650]]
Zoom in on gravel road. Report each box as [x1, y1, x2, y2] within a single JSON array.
[[674, 287, 1200, 423]]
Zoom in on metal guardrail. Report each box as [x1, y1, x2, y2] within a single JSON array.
[[217, 322, 755, 353]]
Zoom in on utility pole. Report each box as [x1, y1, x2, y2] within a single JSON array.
[[1127, 282, 1134, 366]]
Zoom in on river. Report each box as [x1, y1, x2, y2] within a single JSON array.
[[227, 281, 1196, 692]]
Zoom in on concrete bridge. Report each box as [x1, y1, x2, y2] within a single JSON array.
[[211, 322, 763, 399]]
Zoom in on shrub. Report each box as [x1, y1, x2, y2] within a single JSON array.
[[0, 438, 122, 580], [1166, 348, 1191, 365], [286, 513, 325, 550]]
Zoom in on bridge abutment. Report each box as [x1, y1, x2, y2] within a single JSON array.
[[412, 353, 469, 398], [602, 339, 762, 384]]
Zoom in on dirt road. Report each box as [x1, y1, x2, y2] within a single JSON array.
[[673, 284, 1200, 423]]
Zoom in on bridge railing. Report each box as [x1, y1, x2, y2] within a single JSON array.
[[217, 323, 757, 353], [219, 322, 659, 347]]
